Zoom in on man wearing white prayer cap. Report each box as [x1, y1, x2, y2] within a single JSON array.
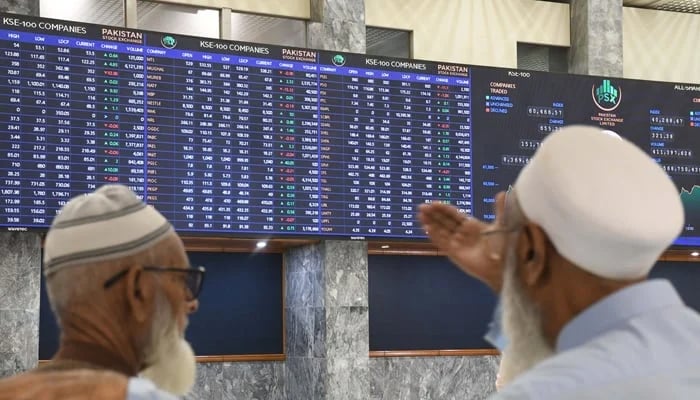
[[418, 125, 700, 398], [0, 184, 205, 400]]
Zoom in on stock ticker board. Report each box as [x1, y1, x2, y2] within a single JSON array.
[[0, 14, 699, 245]]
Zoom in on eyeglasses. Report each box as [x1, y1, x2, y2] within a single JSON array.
[[477, 225, 523, 260], [477, 189, 522, 257], [103, 266, 206, 301]]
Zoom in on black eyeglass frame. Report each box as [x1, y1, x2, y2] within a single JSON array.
[[478, 189, 522, 238], [103, 266, 206, 301]]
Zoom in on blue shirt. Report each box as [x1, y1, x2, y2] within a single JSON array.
[[492, 279, 700, 399], [127, 378, 178, 400]]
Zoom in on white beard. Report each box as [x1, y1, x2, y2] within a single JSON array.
[[498, 246, 555, 387], [140, 295, 197, 396]]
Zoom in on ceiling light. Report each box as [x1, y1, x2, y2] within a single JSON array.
[[256, 241, 268, 249], [381, 245, 390, 249], [691, 251, 699, 257]]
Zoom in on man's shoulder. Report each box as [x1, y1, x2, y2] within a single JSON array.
[[489, 354, 585, 400], [494, 331, 700, 400], [0, 368, 129, 400], [494, 362, 700, 400], [0, 370, 177, 400]]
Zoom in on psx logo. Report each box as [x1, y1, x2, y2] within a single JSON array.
[[592, 79, 622, 111]]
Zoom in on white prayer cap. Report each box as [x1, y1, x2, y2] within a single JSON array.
[[600, 130, 622, 140], [514, 125, 683, 280], [44, 184, 174, 276]]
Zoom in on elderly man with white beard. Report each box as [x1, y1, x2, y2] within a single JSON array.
[[418, 125, 700, 399], [0, 184, 205, 400]]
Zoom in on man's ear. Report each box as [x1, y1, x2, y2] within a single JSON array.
[[125, 266, 153, 323], [516, 222, 549, 287]]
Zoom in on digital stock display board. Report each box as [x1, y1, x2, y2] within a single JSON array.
[[0, 14, 699, 245], [470, 68, 700, 245]]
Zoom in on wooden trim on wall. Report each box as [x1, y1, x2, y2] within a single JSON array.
[[39, 354, 287, 365], [195, 354, 286, 363], [659, 249, 700, 262], [182, 236, 317, 253], [368, 241, 700, 262], [41, 350, 500, 364], [369, 349, 500, 358]]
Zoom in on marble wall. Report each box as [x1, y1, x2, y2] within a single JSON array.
[[0, 232, 42, 378], [186, 361, 285, 400], [187, 355, 498, 400], [371, 356, 500, 400], [307, 0, 366, 53], [0, 0, 38, 16], [569, 0, 623, 77]]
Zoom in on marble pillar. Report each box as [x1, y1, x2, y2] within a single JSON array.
[[569, 0, 623, 77], [302, 2, 369, 393], [0, 233, 42, 378], [0, 0, 39, 16], [285, 243, 324, 399], [285, 241, 369, 400], [307, 0, 366, 53]]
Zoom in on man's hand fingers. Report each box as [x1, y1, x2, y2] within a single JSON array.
[[418, 202, 464, 232], [424, 222, 456, 251], [418, 202, 488, 251]]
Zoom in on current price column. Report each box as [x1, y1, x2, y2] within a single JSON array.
[[68, 40, 107, 197]]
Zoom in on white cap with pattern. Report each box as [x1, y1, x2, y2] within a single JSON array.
[[43, 185, 173, 276]]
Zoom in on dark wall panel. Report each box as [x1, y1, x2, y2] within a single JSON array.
[[369, 255, 497, 351], [369, 256, 700, 351]]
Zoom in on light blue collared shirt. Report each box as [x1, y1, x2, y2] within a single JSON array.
[[491, 279, 700, 400], [127, 378, 179, 400]]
